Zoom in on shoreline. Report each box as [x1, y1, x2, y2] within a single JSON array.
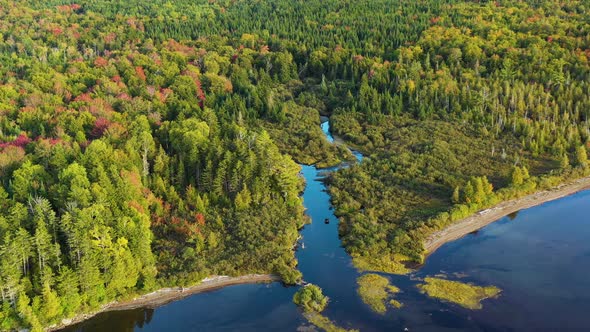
[[424, 176, 590, 256], [48, 274, 280, 331]]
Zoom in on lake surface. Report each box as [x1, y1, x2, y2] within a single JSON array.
[[63, 121, 590, 332]]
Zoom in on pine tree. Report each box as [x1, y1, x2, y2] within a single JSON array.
[[40, 282, 62, 323], [575, 145, 588, 167], [452, 186, 460, 204], [560, 153, 570, 170], [235, 185, 253, 210], [511, 166, 524, 186], [474, 177, 485, 205], [463, 181, 475, 204]]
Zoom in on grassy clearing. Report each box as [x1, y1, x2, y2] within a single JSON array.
[[356, 274, 403, 314], [417, 277, 501, 309]]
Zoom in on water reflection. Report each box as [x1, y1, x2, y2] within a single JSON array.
[[66, 308, 154, 332], [507, 211, 519, 220]]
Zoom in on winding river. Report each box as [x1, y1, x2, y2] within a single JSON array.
[[63, 120, 590, 332]]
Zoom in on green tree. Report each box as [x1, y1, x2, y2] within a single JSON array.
[[451, 186, 460, 204], [560, 153, 570, 170], [575, 146, 588, 167], [58, 163, 92, 208], [510, 166, 524, 186], [40, 282, 62, 323], [169, 118, 210, 184], [56, 267, 82, 317], [293, 284, 328, 312], [10, 161, 48, 202], [235, 185, 252, 210], [463, 181, 475, 204], [16, 292, 42, 332]]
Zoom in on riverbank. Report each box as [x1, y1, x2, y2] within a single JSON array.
[[424, 176, 590, 255], [48, 274, 279, 331]]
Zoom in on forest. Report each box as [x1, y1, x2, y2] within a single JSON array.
[[1, 0, 589, 330]]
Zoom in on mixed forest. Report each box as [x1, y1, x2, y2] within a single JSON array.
[[0, 0, 589, 330]]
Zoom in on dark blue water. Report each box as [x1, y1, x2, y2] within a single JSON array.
[[419, 189, 590, 331], [63, 121, 590, 332]]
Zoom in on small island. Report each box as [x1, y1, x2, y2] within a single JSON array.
[[418, 277, 501, 310], [293, 284, 329, 313], [293, 284, 358, 332], [356, 274, 403, 314]]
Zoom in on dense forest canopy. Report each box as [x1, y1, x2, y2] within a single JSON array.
[[0, 0, 589, 330]]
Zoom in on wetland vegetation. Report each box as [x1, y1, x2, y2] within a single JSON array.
[[1, 0, 589, 330], [418, 277, 501, 310], [356, 274, 402, 314]]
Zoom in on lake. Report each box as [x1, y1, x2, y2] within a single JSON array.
[[62, 121, 590, 332]]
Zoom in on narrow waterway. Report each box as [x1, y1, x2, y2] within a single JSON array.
[[63, 120, 590, 332]]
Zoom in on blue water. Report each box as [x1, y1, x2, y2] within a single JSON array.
[[321, 121, 334, 144], [321, 119, 364, 163], [420, 190, 590, 331], [63, 121, 590, 332]]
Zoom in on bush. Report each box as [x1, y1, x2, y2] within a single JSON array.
[[293, 284, 328, 312], [275, 263, 302, 285]]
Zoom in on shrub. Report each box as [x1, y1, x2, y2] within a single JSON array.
[[293, 284, 328, 312]]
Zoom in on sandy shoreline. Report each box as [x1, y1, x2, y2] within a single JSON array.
[[48, 274, 279, 331], [424, 176, 590, 256]]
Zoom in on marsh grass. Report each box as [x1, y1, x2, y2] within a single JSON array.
[[357, 274, 403, 314], [418, 277, 501, 309], [389, 299, 403, 309], [304, 312, 359, 332]]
